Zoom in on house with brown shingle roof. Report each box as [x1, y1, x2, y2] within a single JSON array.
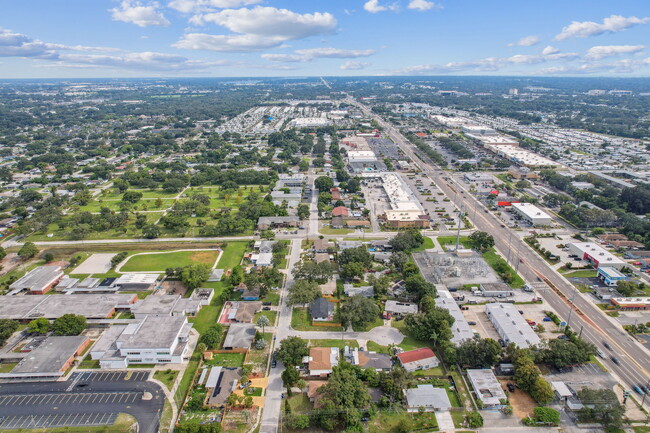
[[307, 347, 339, 377]]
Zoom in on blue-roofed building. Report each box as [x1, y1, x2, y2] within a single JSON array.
[[597, 267, 627, 287]]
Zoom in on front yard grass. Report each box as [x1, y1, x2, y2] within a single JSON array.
[[253, 310, 277, 324], [368, 409, 438, 433], [366, 341, 390, 353], [291, 307, 343, 332], [205, 352, 245, 368], [121, 250, 219, 272], [308, 339, 359, 349], [410, 237, 435, 252]]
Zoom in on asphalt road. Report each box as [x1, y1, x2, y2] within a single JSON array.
[[0, 371, 165, 433], [353, 98, 650, 401]]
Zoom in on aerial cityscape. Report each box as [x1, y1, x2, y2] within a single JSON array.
[[0, 2, 650, 433]]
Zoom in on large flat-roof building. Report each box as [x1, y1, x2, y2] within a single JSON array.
[[9, 265, 64, 295], [90, 316, 192, 368], [0, 336, 90, 381], [0, 293, 137, 320], [567, 242, 627, 270], [485, 302, 541, 348], [511, 203, 552, 226]]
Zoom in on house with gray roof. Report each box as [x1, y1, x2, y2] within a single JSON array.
[[404, 385, 452, 412], [223, 324, 256, 350], [310, 298, 334, 322]]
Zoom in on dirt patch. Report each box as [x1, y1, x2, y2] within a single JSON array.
[[160, 280, 187, 296], [501, 379, 536, 418], [189, 251, 219, 265]]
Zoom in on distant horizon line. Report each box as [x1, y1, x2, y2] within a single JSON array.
[[1, 74, 650, 81]]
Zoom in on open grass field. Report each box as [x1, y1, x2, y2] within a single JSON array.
[[216, 241, 247, 270], [189, 305, 221, 335], [482, 249, 525, 288], [437, 235, 471, 250], [368, 410, 438, 433], [319, 226, 354, 235], [78, 198, 175, 213], [120, 249, 220, 272]]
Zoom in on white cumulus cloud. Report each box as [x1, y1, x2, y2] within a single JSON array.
[[508, 35, 540, 47], [111, 0, 170, 27], [363, 0, 399, 13], [177, 6, 337, 52], [341, 61, 370, 70], [407, 0, 439, 11], [542, 45, 559, 55], [555, 15, 649, 41], [584, 45, 645, 60]]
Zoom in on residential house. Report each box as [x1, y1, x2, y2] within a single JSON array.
[[331, 206, 349, 217], [310, 298, 334, 322], [404, 385, 452, 413], [396, 348, 439, 372], [223, 324, 257, 350], [307, 347, 339, 377]]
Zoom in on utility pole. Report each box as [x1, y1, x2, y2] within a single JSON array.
[[566, 285, 578, 330], [455, 205, 464, 251]]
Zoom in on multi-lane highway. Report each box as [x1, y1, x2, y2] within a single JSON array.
[[351, 98, 650, 400]]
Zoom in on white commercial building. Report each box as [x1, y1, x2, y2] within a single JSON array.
[[511, 203, 553, 226], [91, 316, 192, 368], [485, 303, 541, 348], [567, 242, 627, 270], [435, 296, 474, 345]]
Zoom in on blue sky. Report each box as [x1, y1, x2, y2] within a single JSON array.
[[1, 0, 649, 78]]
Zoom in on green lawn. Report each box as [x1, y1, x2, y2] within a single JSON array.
[[253, 310, 277, 324], [291, 307, 343, 332], [205, 352, 245, 368], [78, 355, 100, 369], [437, 235, 471, 250], [121, 250, 219, 272], [174, 351, 200, 408], [320, 226, 354, 235], [0, 362, 17, 373], [308, 339, 359, 349], [410, 237, 435, 252], [216, 242, 248, 270], [154, 369, 180, 391], [260, 292, 280, 306], [482, 249, 525, 289], [366, 341, 390, 353], [286, 393, 313, 413], [564, 270, 598, 278], [189, 305, 221, 335], [368, 410, 438, 433]]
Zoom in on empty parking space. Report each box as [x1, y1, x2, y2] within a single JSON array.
[[0, 391, 140, 407], [0, 412, 117, 429], [72, 370, 148, 382]]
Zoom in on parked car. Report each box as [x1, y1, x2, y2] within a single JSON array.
[[468, 321, 477, 325], [633, 385, 643, 395], [262, 302, 272, 306], [507, 383, 515, 392], [262, 307, 271, 311]]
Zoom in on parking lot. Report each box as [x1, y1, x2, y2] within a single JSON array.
[[0, 370, 164, 432], [0, 391, 141, 407], [0, 412, 117, 429], [73, 371, 149, 383], [401, 173, 460, 232]]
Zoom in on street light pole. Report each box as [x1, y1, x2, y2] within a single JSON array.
[[566, 285, 578, 330]]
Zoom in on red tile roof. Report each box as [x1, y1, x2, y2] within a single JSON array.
[[396, 347, 436, 364], [331, 206, 349, 217]]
